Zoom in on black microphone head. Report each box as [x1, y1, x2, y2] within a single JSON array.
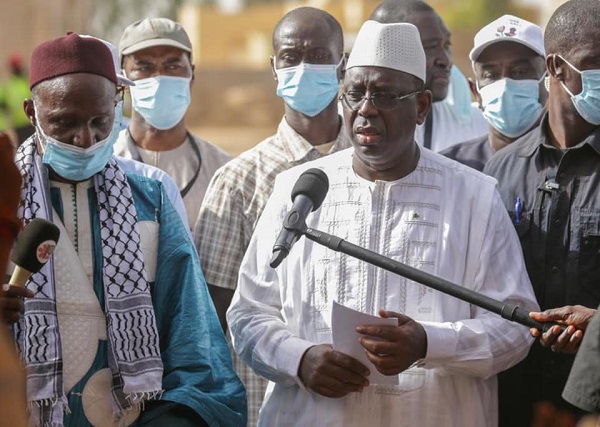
[[291, 168, 329, 211], [11, 218, 60, 273]]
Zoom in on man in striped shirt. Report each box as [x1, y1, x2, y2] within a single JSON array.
[[194, 7, 350, 425]]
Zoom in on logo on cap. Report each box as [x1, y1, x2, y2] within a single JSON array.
[[496, 25, 517, 38]]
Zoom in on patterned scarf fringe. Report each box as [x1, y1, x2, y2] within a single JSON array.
[[27, 396, 70, 413], [125, 389, 164, 406], [111, 390, 164, 426], [28, 396, 71, 427]]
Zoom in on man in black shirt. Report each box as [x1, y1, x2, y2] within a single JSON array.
[[484, 1, 600, 424], [441, 14, 546, 171]]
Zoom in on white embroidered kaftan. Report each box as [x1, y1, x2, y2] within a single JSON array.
[[228, 147, 538, 427]]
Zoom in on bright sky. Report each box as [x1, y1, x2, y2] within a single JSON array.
[[216, 0, 244, 14]]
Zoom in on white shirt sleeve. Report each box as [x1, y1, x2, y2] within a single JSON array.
[[227, 174, 314, 387], [418, 190, 538, 378]]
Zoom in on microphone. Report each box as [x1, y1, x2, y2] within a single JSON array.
[[269, 168, 329, 268], [9, 218, 60, 287]]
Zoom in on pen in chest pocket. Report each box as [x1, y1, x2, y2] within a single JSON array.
[[515, 196, 523, 225]]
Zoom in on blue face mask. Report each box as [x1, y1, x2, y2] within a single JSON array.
[[35, 103, 120, 182], [274, 57, 343, 117], [478, 77, 543, 138], [556, 55, 600, 125], [129, 75, 191, 130]]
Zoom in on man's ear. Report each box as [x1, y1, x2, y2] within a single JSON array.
[[468, 78, 482, 109], [23, 99, 36, 127], [546, 54, 564, 81], [338, 53, 348, 81], [416, 90, 432, 126], [191, 63, 196, 87]]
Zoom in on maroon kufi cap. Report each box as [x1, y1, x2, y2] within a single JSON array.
[[29, 32, 118, 90]]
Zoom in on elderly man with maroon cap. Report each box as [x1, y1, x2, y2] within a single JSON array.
[[2, 33, 245, 427]]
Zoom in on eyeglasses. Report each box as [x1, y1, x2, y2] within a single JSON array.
[[340, 90, 420, 111]]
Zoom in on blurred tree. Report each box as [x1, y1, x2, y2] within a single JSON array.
[[439, 0, 520, 30], [88, 0, 185, 45]]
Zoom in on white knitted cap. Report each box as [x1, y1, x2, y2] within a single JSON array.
[[469, 14, 545, 62], [346, 20, 426, 82]]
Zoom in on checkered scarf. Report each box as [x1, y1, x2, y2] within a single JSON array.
[[14, 138, 163, 427]]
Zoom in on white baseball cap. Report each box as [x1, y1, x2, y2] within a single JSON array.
[[469, 14, 545, 62], [347, 20, 426, 82]]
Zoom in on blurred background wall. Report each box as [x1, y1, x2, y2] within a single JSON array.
[[0, 0, 569, 155]]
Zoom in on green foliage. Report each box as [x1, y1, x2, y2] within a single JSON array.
[[435, 0, 521, 31], [89, 0, 184, 43]]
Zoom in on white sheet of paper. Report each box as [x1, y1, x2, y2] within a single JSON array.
[[331, 301, 399, 385]]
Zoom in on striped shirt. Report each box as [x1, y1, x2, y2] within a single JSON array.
[[194, 117, 349, 290]]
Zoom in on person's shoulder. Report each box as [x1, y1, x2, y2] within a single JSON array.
[[117, 156, 164, 179], [117, 159, 164, 194], [275, 147, 353, 184], [464, 105, 489, 136], [113, 129, 129, 157], [440, 134, 489, 157], [484, 127, 539, 174], [122, 172, 165, 216], [232, 125, 310, 170], [117, 156, 179, 194], [259, 148, 352, 208], [189, 132, 232, 163], [231, 132, 281, 165], [123, 169, 162, 191], [421, 148, 497, 188], [206, 132, 283, 185]]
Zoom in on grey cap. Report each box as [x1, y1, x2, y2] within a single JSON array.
[[118, 18, 192, 64]]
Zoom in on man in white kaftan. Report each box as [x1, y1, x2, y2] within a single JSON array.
[[228, 20, 538, 427]]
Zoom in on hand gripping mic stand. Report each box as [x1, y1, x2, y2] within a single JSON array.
[[285, 221, 562, 334]]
